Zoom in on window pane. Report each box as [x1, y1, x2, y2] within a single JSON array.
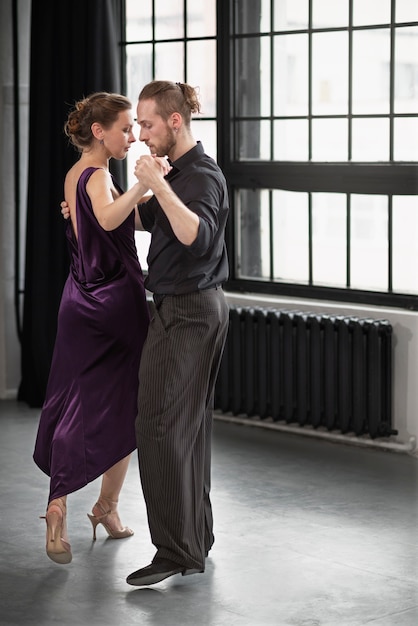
[[396, 0, 418, 23], [272, 190, 309, 282], [393, 195, 418, 294], [135, 232, 152, 271], [191, 120, 217, 160], [352, 0, 391, 26], [312, 193, 347, 287], [352, 118, 390, 161], [394, 27, 418, 114], [352, 30, 391, 114], [274, 0, 309, 31], [235, 37, 270, 118], [312, 119, 348, 161], [312, 32, 348, 115], [236, 189, 271, 279], [274, 34, 308, 116], [274, 120, 309, 160], [154, 0, 183, 39], [312, 0, 348, 28], [234, 0, 270, 34], [260, 37, 271, 117], [126, 0, 153, 40], [350, 195, 388, 291], [394, 118, 418, 160], [126, 44, 153, 104], [187, 40, 216, 117], [236, 121, 271, 159], [155, 42, 184, 79], [187, 0, 216, 37], [260, 193, 272, 278]]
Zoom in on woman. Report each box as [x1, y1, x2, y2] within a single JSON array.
[[33, 92, 165, 564]]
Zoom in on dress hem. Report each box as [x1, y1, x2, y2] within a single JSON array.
[[34, 445, 137, 501]]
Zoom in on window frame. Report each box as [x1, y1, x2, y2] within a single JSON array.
[[217, 0, 418, 310]]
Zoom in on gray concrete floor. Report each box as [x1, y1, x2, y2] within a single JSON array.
[[0, 399, 417, 626]]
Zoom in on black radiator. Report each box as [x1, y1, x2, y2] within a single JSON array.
[[214, 306, 396, 439]]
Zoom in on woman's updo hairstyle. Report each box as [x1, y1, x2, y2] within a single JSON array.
[[64, 92, 132, 152]]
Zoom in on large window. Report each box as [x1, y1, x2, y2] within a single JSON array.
[[221, 0, 418, 308], [124, 0, 418, 308]]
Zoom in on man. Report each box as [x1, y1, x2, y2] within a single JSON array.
[[126, 80, 230, 586]]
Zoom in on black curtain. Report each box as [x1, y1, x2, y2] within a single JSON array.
[[18, 0, 125, 407]]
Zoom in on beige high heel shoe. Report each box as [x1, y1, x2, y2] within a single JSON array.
[[41, 498, 72, 564], [87, 497, 134, 540]]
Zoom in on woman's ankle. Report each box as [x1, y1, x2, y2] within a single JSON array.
[[98, 494, 119, 510]]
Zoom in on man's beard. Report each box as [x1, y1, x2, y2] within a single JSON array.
[[154, 127, 176, 158]]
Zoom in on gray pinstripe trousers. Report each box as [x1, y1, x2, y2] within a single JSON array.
[[135, 287, 229, 570]]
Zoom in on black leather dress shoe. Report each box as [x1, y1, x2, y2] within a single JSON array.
[[126, 558, 203, 587]]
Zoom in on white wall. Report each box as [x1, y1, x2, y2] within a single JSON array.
[[0, 0, 30, 398], [225, 292, 418, 454]]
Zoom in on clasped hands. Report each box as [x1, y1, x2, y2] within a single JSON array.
[[134, 154, 171, 187]]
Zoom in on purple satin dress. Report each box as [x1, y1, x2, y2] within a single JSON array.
[[33, 167, 149, 502]]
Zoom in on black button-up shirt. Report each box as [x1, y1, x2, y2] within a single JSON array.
[[138, 142, 229, 295]]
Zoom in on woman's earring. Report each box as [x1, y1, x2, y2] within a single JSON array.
[[100, 139, 104, 145]]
